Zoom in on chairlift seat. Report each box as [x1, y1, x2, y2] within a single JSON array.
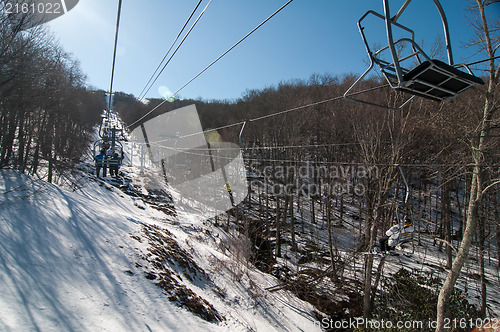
[[399, 59, 484, 102], [397, 225, 414, 246], [398, 230, 413, 244]]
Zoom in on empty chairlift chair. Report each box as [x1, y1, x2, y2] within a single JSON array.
[[344, 0, 484, 110]]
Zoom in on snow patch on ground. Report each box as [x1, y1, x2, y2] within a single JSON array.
[[0, 169, 320, 331]]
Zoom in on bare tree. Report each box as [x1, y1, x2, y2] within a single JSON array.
[[0, 5, 102, 179], [349, 102, 412, 317], [436, 1, 500, 330]]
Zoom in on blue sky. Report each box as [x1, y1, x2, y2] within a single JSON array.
[[46, 0, 498, 101]]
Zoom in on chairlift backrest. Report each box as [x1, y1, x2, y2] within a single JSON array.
[[398, 223, 414, 244], [344, 0, 484, 110]]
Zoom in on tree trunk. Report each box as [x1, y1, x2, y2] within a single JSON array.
[[436, 2, 498, 328], [340, 194, 344, 225], [287, 166, 297, 252], [0, 110, 17, 167], [326, 195, 338, 281], [16, 107, 26, 172], [478, 212, 487, 316], [455, 180, 464, 246], [311, 194, 316, 224], [275, 198, 282, 258], [436, 165, 481, 331], [363, 254, 375, 318], [289, 195, 297, 252], [442, 179, 452, 269], [494, 194, 500, 270], [363, 200, 382, 318]]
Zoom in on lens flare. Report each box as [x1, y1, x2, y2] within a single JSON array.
[[158, 86, 175, 102]]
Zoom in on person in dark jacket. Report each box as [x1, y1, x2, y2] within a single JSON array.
[[94, 150, 107, 177], [108, 152, 121, 177]]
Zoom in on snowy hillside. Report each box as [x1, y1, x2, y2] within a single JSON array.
[[0, 168, 321, 331], [1, 131, 499, 332]]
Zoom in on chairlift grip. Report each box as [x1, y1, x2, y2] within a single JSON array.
[[239, 120, 248, 153], [391, 0, 412, 22]]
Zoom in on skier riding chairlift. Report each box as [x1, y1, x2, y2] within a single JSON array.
[[108, 153, 122, 177], [94, 149, 108, 178], [379, 217, 414, 254]]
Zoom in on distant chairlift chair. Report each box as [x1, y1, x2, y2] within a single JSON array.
[[94, 110, 125, 177], [344, 0, 484, 110]]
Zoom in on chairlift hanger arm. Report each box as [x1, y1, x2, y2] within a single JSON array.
[[382, 0, 454, 81], [343, 8, 418, 110], [391, 0, 411, 22], [383, 0, 404, 83], [239, 120, 248, 153], [397, 165, 410, 205], [431, 0, 453, 65], [385, 0, 453, 65], [357, 10, 416, 55], [344, 0, 482, 109]]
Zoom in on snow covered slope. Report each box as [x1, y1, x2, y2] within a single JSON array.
[[0, 169, 320, 331]]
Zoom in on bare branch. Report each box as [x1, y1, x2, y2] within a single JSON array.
[[434, 238, 459, 254]]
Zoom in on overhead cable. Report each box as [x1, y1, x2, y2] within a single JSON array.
[[138, 0, 213, 100], [465, 55, 500, 67], [145, 142, 500, 169], [107, 0, 123, 113], [147, 133, 500, 150], [128, 0, 295, 129], [174, 84, 388, 141], [135, 0, 205, 101]]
